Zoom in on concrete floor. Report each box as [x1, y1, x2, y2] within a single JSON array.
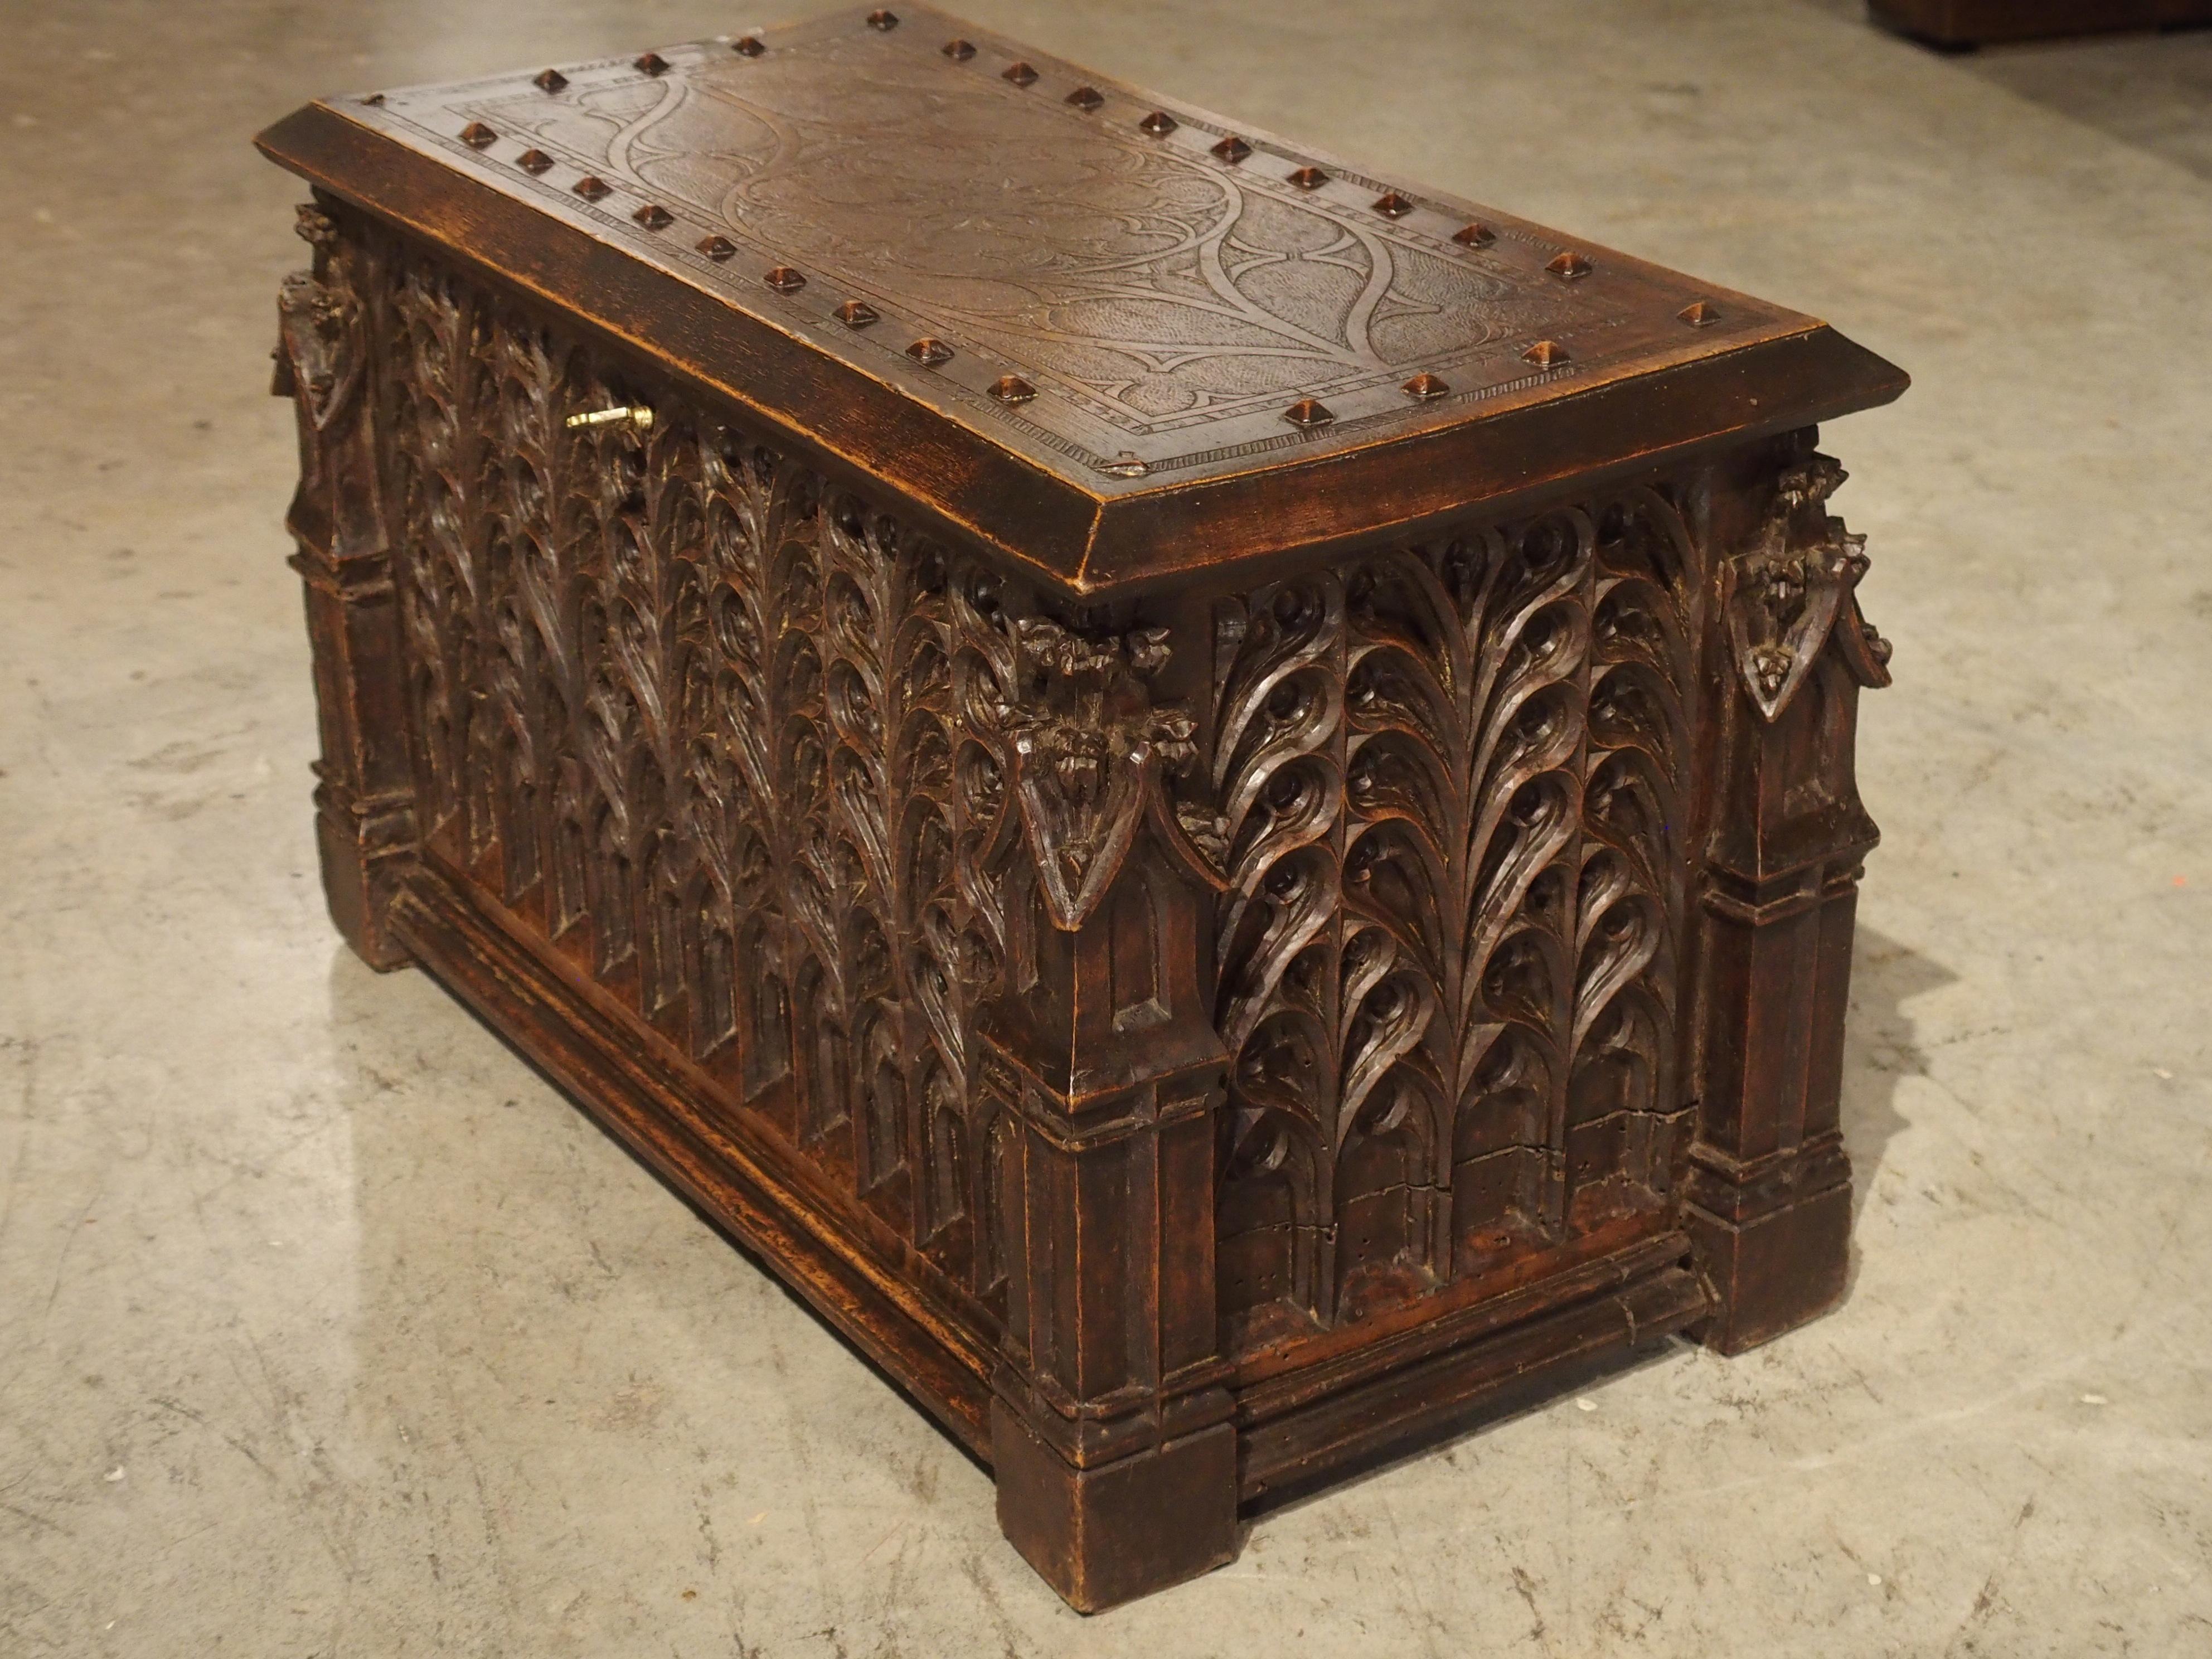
[[4, 1, 2209, 1653]]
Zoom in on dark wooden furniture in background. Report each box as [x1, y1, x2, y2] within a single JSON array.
[[259, 5, 1904, 1612], [1870, 0, 2212, 46]]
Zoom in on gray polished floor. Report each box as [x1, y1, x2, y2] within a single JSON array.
[[4, 3, 2209, 1654]]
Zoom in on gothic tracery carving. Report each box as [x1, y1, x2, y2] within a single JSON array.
[[1210, 492, 1700, 1332], [335, 212, 1875, 1358], [373, 233, 1010, 1296]]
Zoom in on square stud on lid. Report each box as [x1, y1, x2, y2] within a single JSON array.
[[258, 2, 1905, 1619], [259, 7, 1904, 600]]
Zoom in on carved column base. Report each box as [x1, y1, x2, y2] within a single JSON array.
[[312, 770, 417, 971], [1683, 1134, 1851, 1354], [292, 547, 418, 973], [991, 1393, 1239, 1613], [982, 1035, 1240, 1611], [1682, 849, 1865, 1354]]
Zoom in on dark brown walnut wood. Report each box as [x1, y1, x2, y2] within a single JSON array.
[[259, 4, 1905, 1612], [275, 204, 419, 971], [1869, 0, 2212, 46], [254, 7, 1903, 596]]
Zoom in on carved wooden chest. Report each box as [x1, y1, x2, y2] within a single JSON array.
[[1869, 0, 2212, 45], [258, 5, 1904, 1611]]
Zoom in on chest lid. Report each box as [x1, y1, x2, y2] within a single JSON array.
[[256, 4, 1905, 597]]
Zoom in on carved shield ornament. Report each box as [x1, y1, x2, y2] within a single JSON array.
[[1725, 455, 1891, 722]]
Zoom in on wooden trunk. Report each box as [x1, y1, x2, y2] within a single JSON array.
[[258, 6, 1905, 1612], [1869, 0, 2212, 45]]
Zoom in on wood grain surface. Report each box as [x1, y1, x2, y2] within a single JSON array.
[[263, 4, 1903, 1610]]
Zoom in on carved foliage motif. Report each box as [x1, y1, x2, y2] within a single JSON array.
[[330, 211, 1869, 1358], [372, 234, 1013, 1298], [1726, 453, 1893, 721], [1210, 493, 1701, 1332], [275, 205, 381, 560], [997, 618, 1225, 930], [277, 208, 368, 445]]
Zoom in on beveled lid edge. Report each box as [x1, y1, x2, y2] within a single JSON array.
[[255, 67, 1908, 599], [254, 100, 1107, 591], [1077, 323, 1910, 593]]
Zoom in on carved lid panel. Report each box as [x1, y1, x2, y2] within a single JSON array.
[[258, 4, 1905, 593]]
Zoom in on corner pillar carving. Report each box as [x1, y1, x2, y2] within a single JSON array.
[[275, 200, 418, 969], [973, 607, 1240, 1611], [1685, 435, 1893, 1352]]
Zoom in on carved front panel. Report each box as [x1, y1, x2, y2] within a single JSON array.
[[367, 228, 1022, 1307], [274, 7, 1898, 1575], [362, 215, 1710, 1350], [1207, 492, 1703, 1340], [318, 206, 1878, 1374]]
